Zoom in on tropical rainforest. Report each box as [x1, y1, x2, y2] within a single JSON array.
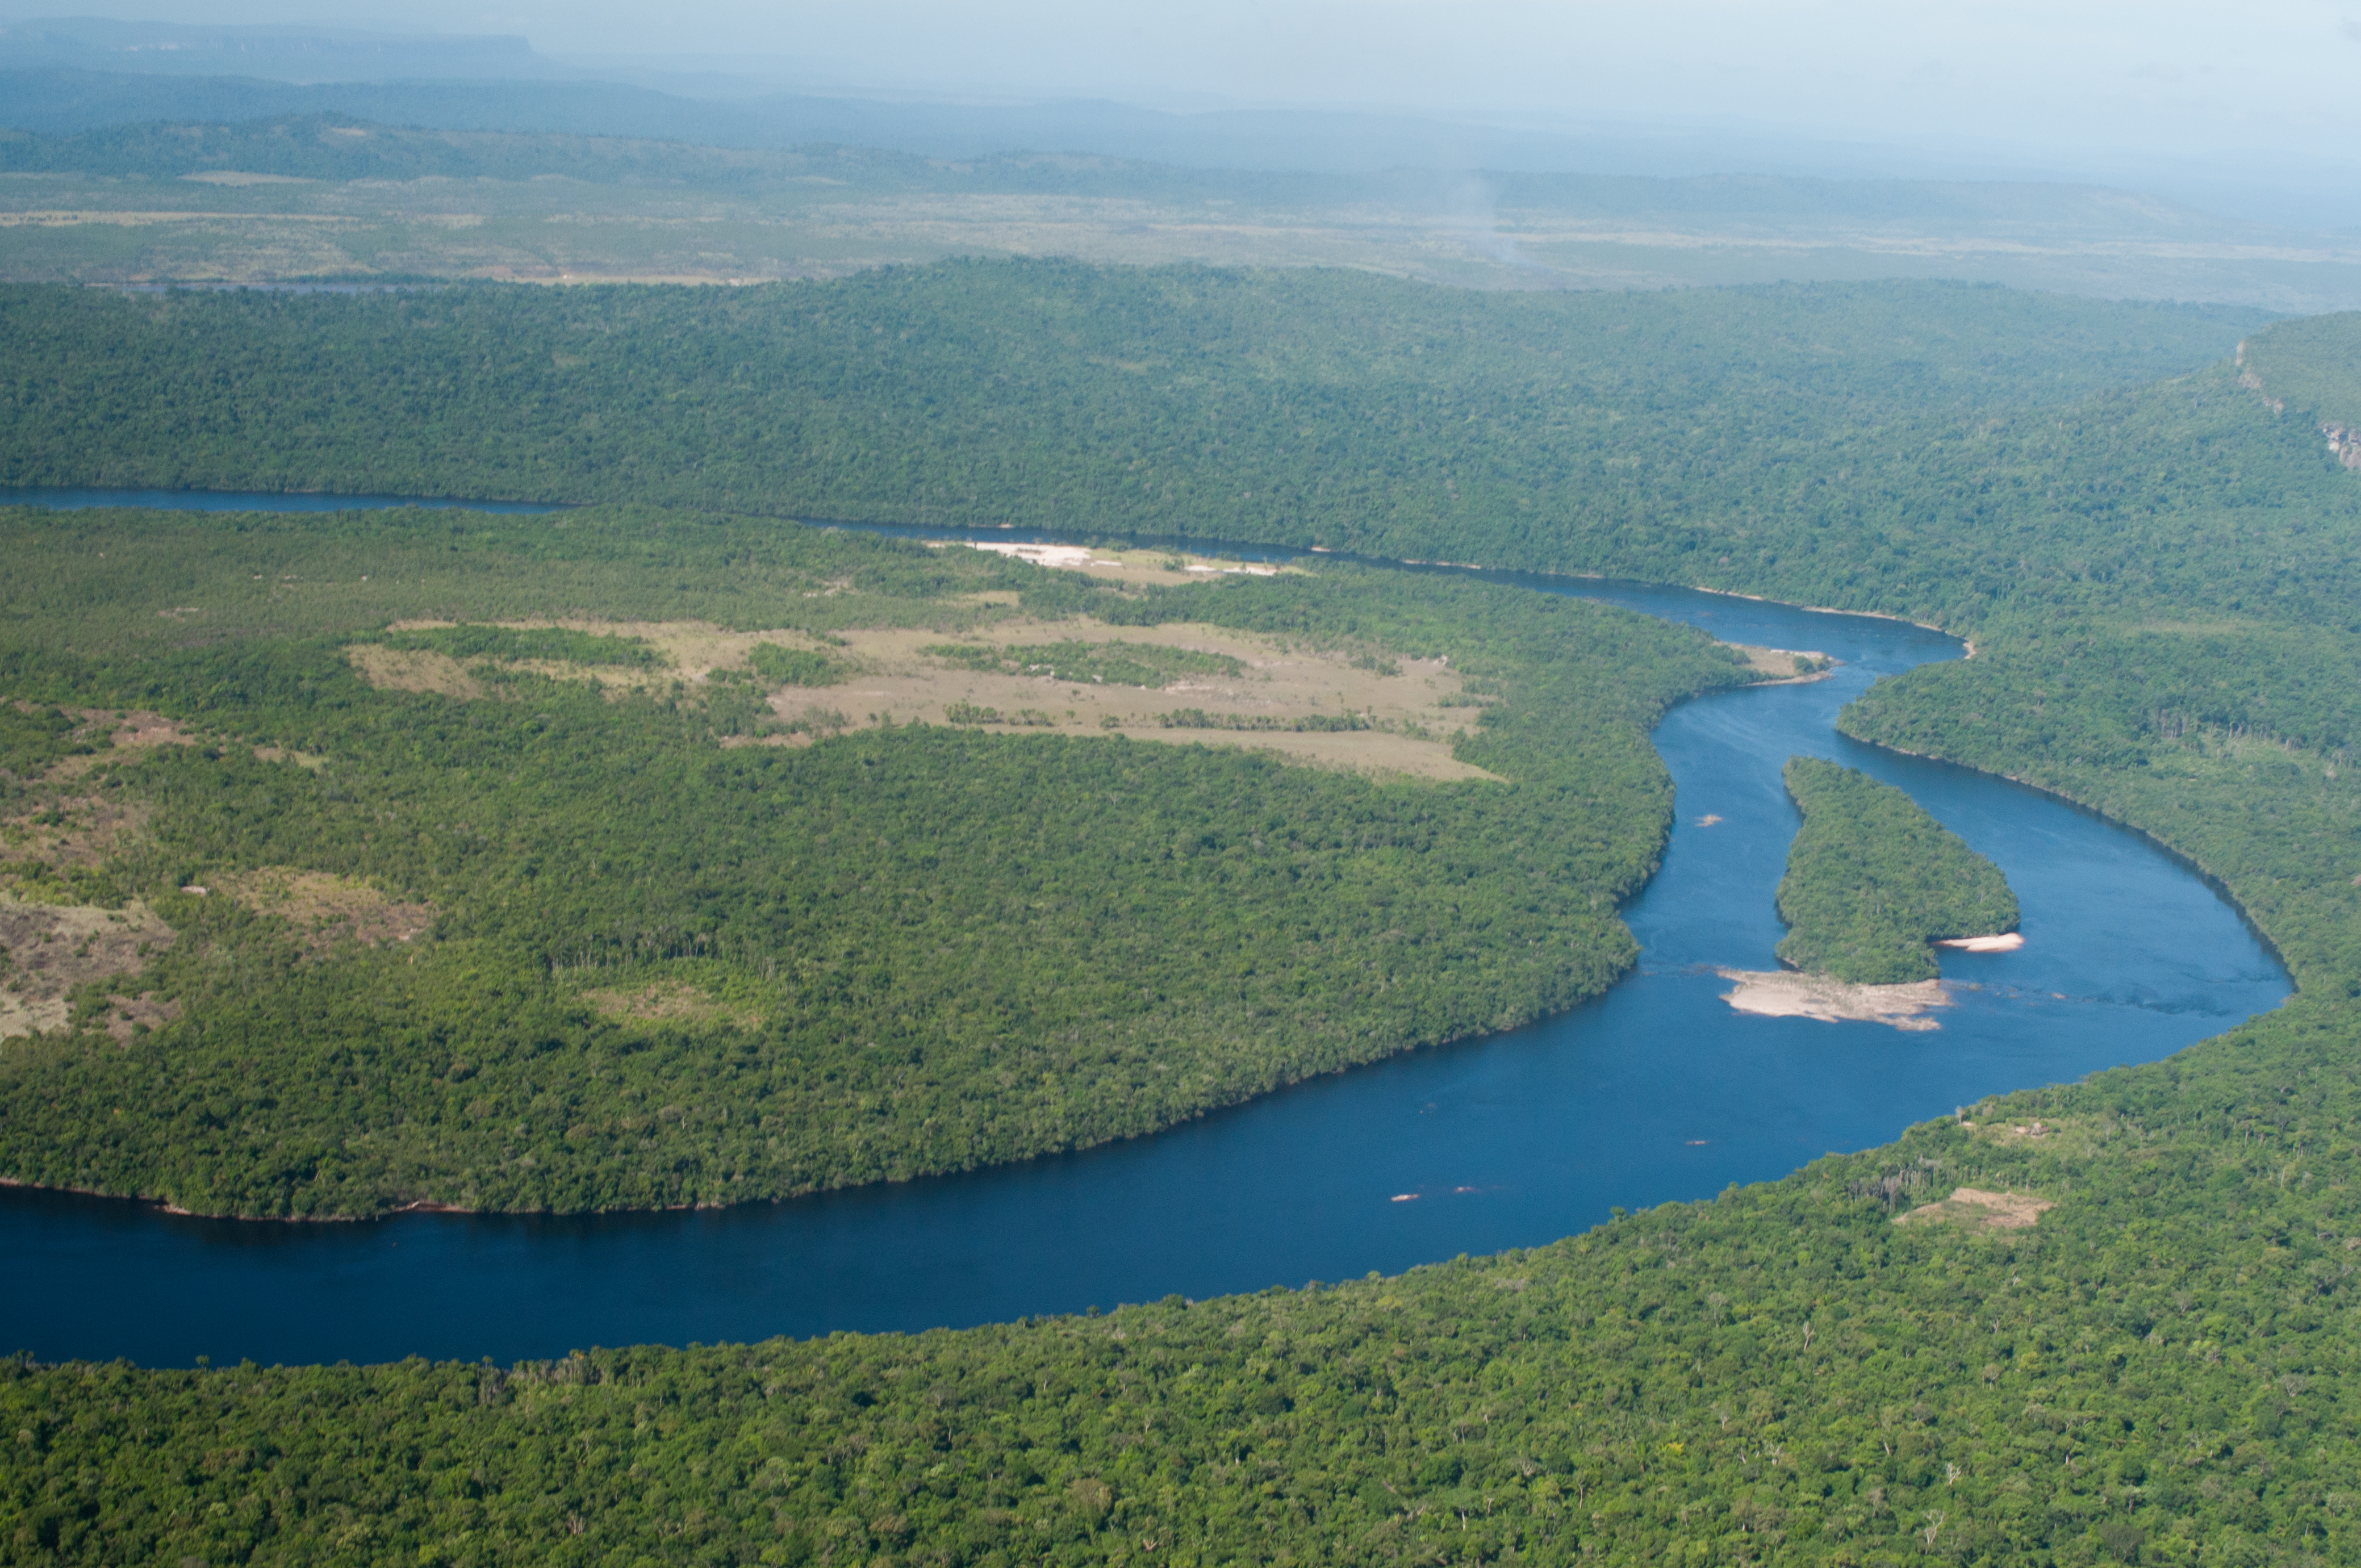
[[0, 506, 1761, 1217], [1773, 758, 2019, 985], [5, 259, 2361, 1566]]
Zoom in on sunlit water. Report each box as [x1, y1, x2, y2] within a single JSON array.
[[0, 507, 2290, 1366]]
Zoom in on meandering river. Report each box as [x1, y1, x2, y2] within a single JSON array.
[[0, 494, 2292, 1366]]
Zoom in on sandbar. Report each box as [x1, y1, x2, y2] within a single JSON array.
[[1715, 967, 1950, 1031], [1936, 933, 2024, 952]]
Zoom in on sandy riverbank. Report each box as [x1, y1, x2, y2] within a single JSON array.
[[1937, 933, 2024, 952]]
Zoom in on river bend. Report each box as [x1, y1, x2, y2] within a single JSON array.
[[0, 497, 2292, 1365]]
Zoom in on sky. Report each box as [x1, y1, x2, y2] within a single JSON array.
[[12, 2, 2361, 173]]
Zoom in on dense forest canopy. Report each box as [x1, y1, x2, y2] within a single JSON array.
[[0, 504, 1762, 1217], [6, 269, 2361, 1565], [2241, 311, 2361, 433], [1771, 757, 2020, 985], [0, 265, 2308, 629]]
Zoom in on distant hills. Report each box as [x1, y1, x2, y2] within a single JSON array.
[[0, 110, 2259, 242], [0, 16, 551, 80]]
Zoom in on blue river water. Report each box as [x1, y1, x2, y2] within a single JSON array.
[[0, 501, 2293, 1368]]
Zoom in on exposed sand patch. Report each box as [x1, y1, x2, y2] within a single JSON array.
[[219, 867, 436, 952], [1716, 966, 1951, 1031], [1731, 644, 1835, 682], [943, 540, 1298, 590], [376, 619, 839, 689], [583, 978, 765, 1030], [1894, 1186, 2054, 1232], [1937, 933, 2025, 952], [0, 896, 175, 1040], [804, 618, 1500, 782]]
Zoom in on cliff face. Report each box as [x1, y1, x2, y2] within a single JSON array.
[[2238, 315, 2361, 471], [2325, 422, 2361, 471]]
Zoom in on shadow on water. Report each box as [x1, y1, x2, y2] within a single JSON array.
[[0, 511, 2292, 1365]]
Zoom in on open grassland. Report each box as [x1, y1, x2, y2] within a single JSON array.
[[345, 612, 1496, 779], [7, 124, 2361, 309]]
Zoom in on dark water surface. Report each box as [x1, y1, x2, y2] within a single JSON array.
[[0, 519, 2291, 1367]]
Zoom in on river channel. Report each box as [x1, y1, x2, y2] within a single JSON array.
[[0, 493, 2293, 1366]]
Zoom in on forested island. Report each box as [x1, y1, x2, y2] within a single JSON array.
[[5, 257, 2361, 1563], [1773, 757, 2019, 985]]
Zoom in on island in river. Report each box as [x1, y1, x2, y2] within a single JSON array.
[[1722, 757, 2021, 1030]]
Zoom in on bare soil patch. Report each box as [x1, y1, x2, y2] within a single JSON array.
[[99, 990, 182, 1044], [1894, 1186, 2055, 1232], [809, 617, 1498, 782], [353, 607, 1498, 780], [1715, 967, 1951, 1031], [2, 790, 152, 881], [0, 897, 174, 1040], [29, 709, 199, 785]]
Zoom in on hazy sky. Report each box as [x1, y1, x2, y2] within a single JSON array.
[[18, 1, 2361, 163]]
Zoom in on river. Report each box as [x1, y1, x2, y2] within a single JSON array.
[[0, 497, 2293, 1367]]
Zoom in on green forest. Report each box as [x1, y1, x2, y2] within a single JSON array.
[[5, 268, 2361, 1565], [0, 265, 2295, 626], [0, 504, 1762, 1218], [1773, 758, 2019, 985]]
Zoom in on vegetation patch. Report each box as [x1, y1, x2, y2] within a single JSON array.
[[581, 977, 764, 1031], [344, 643, 483, 699], [1892, 1184, 2054, 1231], [374, 624, 665, 670], [1774, 757, 2019, 985], [218, 867, 436, 953], [745, 641, 849, 687], [0, 510, 1758, 1215], [925, 638, 1246, 687], [0, 897, 174, 1039]]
